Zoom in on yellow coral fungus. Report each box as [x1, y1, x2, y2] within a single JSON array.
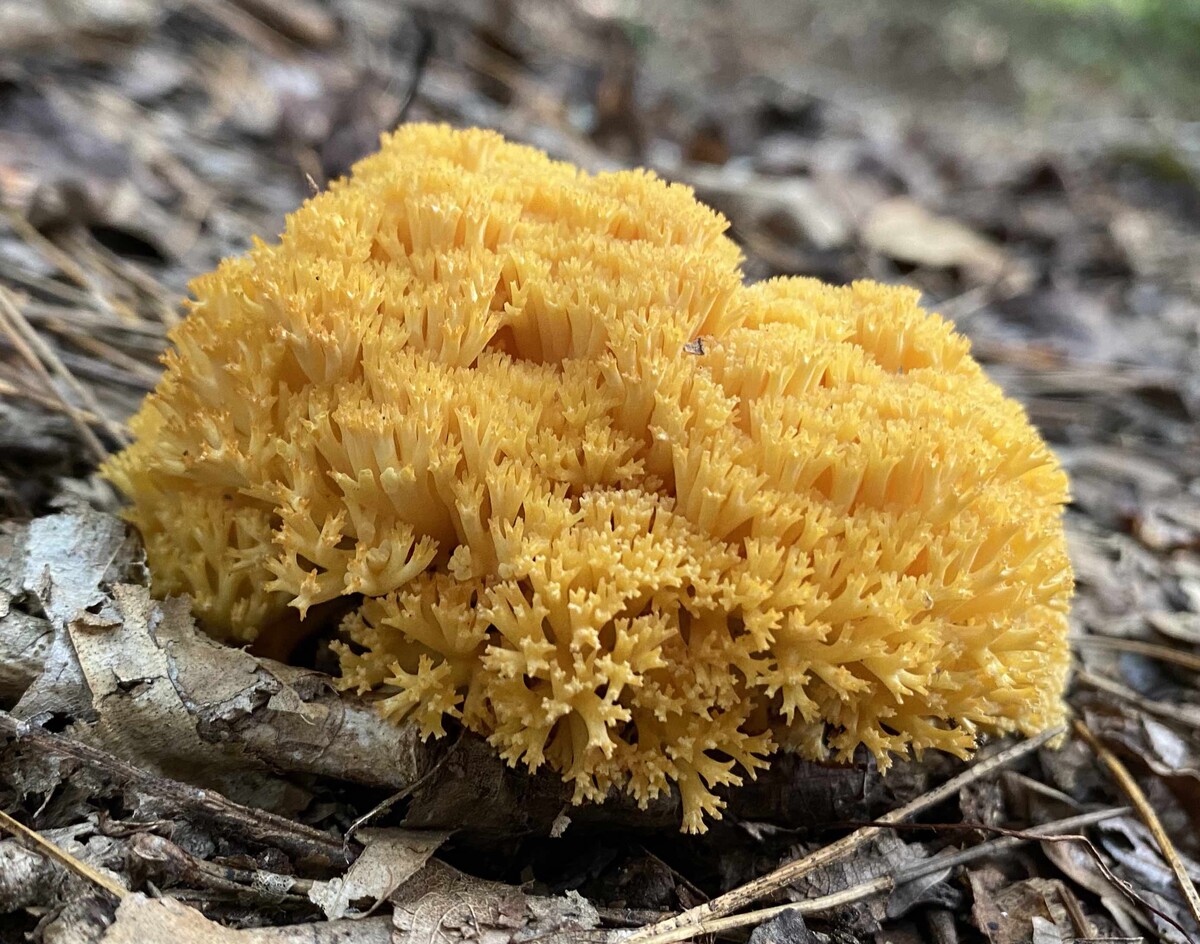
[[104, 123, 1073, 833]]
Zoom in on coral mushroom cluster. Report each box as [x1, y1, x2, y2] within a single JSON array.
[[105, 124, 1073, 832]]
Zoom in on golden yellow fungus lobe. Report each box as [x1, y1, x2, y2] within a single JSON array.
[[105, 123, 1073, 833]]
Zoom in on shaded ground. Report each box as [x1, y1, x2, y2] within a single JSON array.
[[1, 1, 1199, 942]]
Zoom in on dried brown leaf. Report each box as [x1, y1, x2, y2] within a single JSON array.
[[308, 829, 447, 920]]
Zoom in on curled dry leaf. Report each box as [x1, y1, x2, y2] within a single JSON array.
[[307, 828, 447, 920], [4, 509, 427, 809], [969, 873, 1084, 944]]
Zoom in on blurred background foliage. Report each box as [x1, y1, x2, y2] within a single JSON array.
[[990, 0, 1200, 113], [609, 0, 1200, 122]]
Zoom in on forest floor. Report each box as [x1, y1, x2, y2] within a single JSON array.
[[1, 1, 1199, 942]]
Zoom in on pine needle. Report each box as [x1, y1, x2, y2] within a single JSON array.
[[1074, 717, 1200, 939], [0, 808, 128, 901], [625, 725, 1065, 943]]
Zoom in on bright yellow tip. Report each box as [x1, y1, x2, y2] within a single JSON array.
[[104, 123, 1073, 832]]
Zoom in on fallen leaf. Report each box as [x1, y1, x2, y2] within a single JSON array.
[[862, 196, 1023, 287], [1039, 823, 1151, 940], [747, 909, 828, 944], [391, 860, 604, 943], [308, 828, 447, 920], [970, 874, 1078, 944]]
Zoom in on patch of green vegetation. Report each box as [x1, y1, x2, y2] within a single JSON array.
[[986, 0, 1200, 114], [1028, 0, 1168, 12], [1108, 141, 1199, 189]]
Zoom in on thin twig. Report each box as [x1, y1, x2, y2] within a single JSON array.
[[42, 322, 163, 388], [16, 300, 167, 339], [1074, 718, 1200, 939], [345, 746, 449, 846], [0, 808, 128, 901], [0, 710, 355, 869], [130, 832, 315, 904], [3, 206, 139, 325], [1072, 635, 1200, 673], [1, 205, 94, 291], [0, 335, 158, 392], [0, 257, 96, 306], [869, 810, 1194, 939], [186, 0, 301, 58], [0, 376, 106, 425], [1039, 826, 1196, 943], [77, 232, 183, 329], [624, 726, 1065, 943], [55, 233, 142, 324], [395, 10, 433, 126], [0, 286, 111, 462], [1076, 668, 1200, 728], [0, 286, 132, 446], [630, 808, 1125, 943]]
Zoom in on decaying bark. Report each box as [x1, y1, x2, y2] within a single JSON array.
[[2, 509, 429, 809]]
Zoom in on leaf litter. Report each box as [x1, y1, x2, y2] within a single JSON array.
[[2, 0, 1200, 941]]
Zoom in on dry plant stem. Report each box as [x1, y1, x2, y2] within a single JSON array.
[[8, 292, 143, 440], [189, 0, 303, 57], [0, 287, 110, 461], [1059, 882, 1095, 941], [1073, 718, 1200, 933], [18, 302, 164, 338], [226, 0, 338, 47], [52, 237, 139, 323], [630, 807, 1123, 944], [1076, 668, 1200, 727], [0, 286, 132, 446], [46, 324, 162, 389], [1, 205, 95, 292], [890, 809, 1190, 937], [0, 376, 106, 425], [1072, 634, 1200, 673], [625, 726, 1065, 943], [345, 752, 447, 843], [0, 257, 96, 306], [130, 833, 315, 904], [79, 232, 184, 327], [2, 205, 138, 327], [0, 711, 354, 869], [1037, 826, 1196, 942], [45, 343, 159, 392], [0, 807, 128, 900]]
